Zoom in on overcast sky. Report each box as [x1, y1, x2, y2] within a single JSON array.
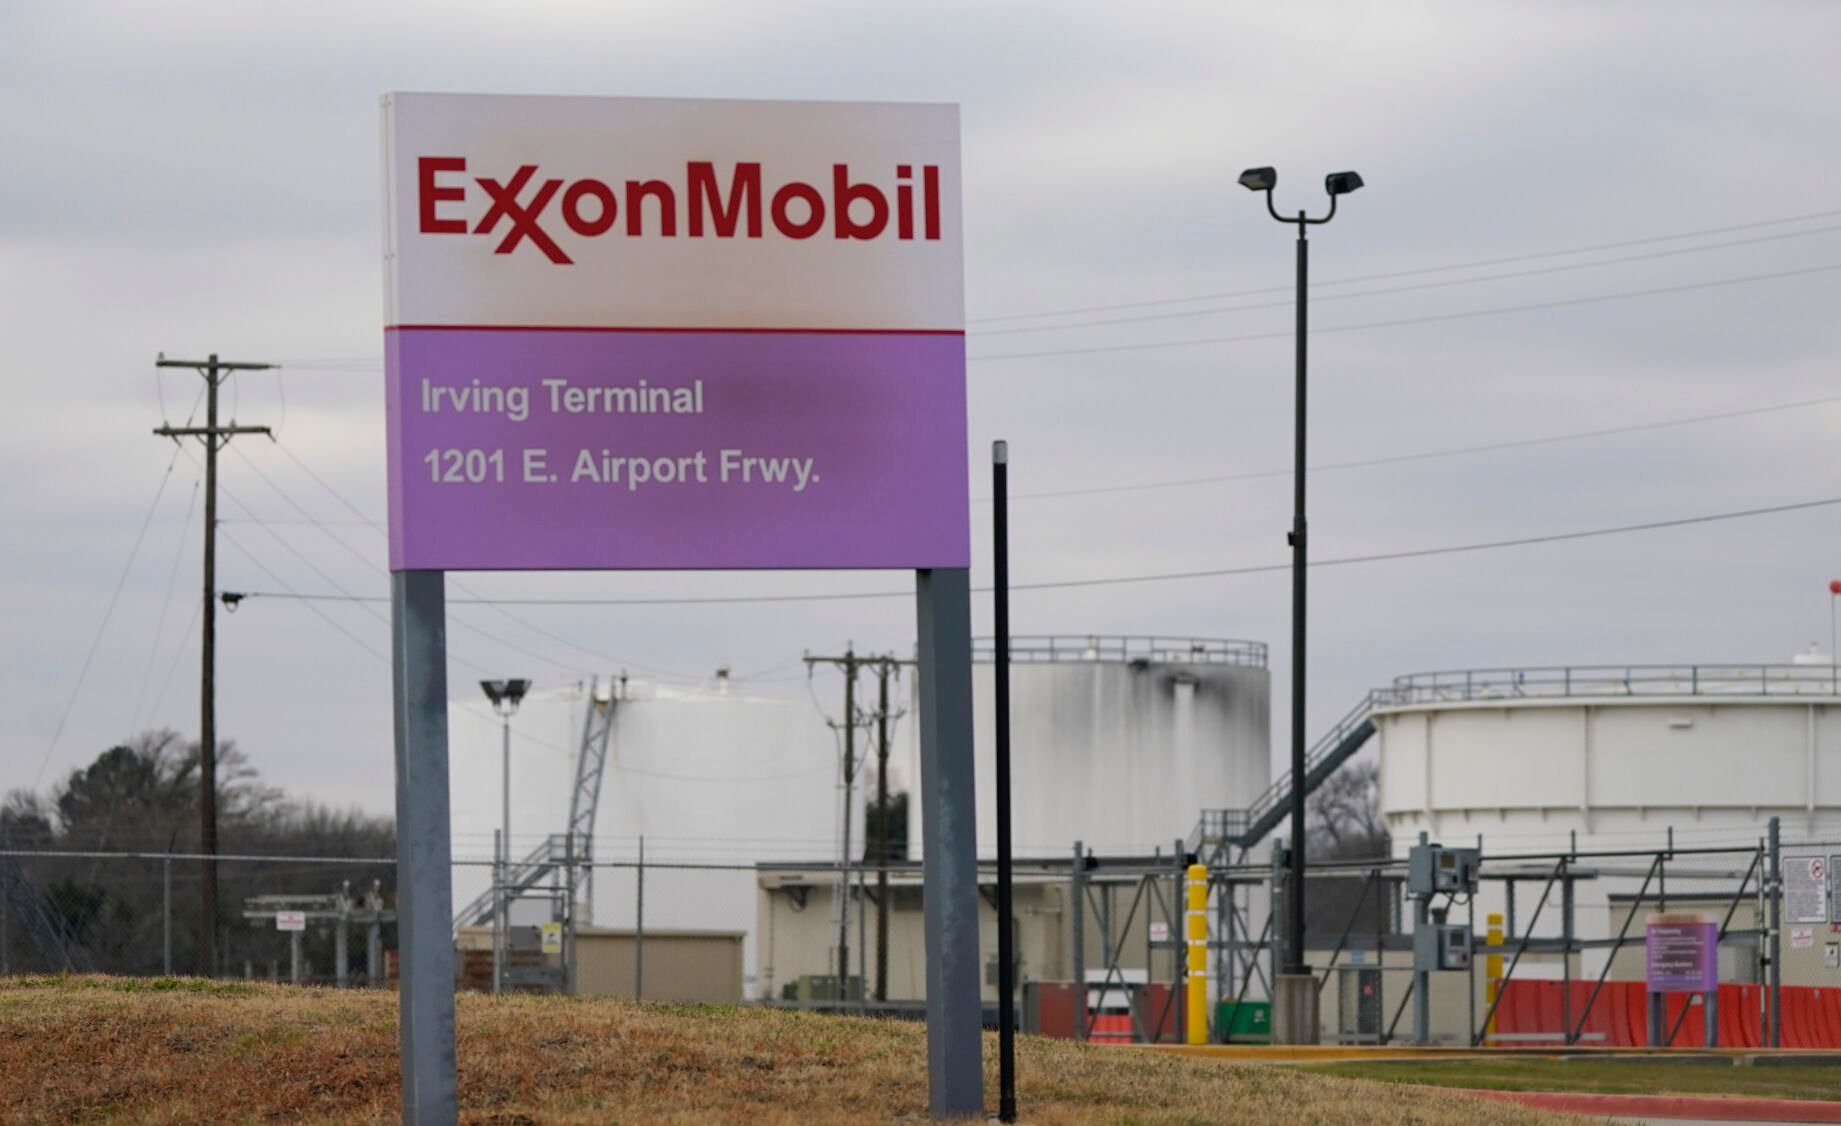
[[4, 1, 1839, 817]]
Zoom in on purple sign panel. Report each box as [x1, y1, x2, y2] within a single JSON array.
[[384, 327, 968, 571], [1646, 920, 1718, 993]]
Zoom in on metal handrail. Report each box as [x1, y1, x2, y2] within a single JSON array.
[[971, 635, 1267, 668], [1243, 690, 1387, 826], [1387, 664, 1841, 704]]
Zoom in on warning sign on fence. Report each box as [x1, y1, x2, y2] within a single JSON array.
[[1785, 855, 1829, 925]]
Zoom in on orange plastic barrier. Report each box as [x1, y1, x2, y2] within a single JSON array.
[[1492, 980, 1830, 1047]]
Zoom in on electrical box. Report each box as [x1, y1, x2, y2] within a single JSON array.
[[1413, 924, 1474, 971], [1407, 843, 1480, 897]]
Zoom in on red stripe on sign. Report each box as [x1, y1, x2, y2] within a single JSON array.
[[384, 324, 965, 336]]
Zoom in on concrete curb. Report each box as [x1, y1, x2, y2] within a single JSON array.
[[1452, 1087, 1841, 1122]]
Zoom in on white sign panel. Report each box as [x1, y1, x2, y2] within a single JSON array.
[[276, 911, 307, 933], [1784, 855, 1829, 925]]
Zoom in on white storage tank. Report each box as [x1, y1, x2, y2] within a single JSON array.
[[449, 675, 850, 867], [903, 636, 1271, 858], [1374, 662, 1841, 852]]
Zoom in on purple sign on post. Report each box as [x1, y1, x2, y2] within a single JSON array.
[[1646, 919, 1718, 993], [380, 93, 969, 572]]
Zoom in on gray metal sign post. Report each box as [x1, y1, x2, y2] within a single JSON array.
[[915, 567, 983, 1117], [390, 565, 982, 1122], [392, 570, 458, 1124]]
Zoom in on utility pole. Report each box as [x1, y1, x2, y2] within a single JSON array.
[[807, 647, 864, 1001], [872, 657, 902, 1003], [152, 353, 272, 976]]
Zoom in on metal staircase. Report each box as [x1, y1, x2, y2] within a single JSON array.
[[454, 832, 585, 926], [1191, 689, 1386, 863], [453, 677, 616, 929]]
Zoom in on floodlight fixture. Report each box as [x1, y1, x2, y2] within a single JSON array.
[[1238, 166, 1277, 192], [480, 678, 532, 716], [1325, 171, 1364, 196]]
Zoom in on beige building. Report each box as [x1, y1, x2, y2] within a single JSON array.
[[457, 925, 745, 1003], [755, 862, 1181, 1006]]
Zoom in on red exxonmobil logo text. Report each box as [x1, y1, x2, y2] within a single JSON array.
[[417, 157, 943, 264]]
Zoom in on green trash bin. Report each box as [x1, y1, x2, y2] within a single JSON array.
[[1215, 1000, 1271, 1043]]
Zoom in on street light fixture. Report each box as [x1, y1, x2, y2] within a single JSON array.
[[1239, 163, 1364, 1044], [481, 677, 530, 994]]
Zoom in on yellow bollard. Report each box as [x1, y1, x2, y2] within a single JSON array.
[[1485, 912, 1504, 1039], [1186, 863, 1209, 1045]]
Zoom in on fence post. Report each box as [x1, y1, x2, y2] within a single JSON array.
[[563, 833, 577, 997], [336, 912, 350, 987], [1561, 868, 1575, 1046], [492, 829, 503, 997], [369, 914, 383, 988], [162, 855, 172, 977], [857, 863, 867, 1014], [1071, 841, 1085, 1042], [635, 835, 645, 1002], [1768, 816, 1781, 1048]]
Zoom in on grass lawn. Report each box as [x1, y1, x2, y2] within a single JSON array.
[[1300, 1057, 1841, 1103], [0, 975, 1586, 1123]]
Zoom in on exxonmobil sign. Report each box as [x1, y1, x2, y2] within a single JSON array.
[[418, 157, 944, 263], [381, 92, 968, 572]]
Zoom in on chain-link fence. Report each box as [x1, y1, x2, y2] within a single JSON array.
[[0, 847, 394, 982], [7, 821, 1837, 1051]]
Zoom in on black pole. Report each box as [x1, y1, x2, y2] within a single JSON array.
[[1285, 220, 1308, 976], [874, 660, 891, 1003], [992, 439, 1017, 1123], [200, 354, 220, 977]]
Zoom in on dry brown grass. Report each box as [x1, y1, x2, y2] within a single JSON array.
[[0, 975, 1579, 1123]]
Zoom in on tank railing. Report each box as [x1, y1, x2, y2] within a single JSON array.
[[1389, 664, 1841, 703], [970, 635, 1267, 667]]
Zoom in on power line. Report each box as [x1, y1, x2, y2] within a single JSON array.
[[972, 222, 1841, 337], [277, 258, 1841, 372], [146, 599, 204, 729], [260, 436, 697, 681], [30, 446, 186, 788], [269, 209, 1841, 373], [128, 476, 201, 735], [967, 206, 1841, 324], [224, 492, 1841, 608], [987, 392, 1841, 503], [220, 444, 605, 680], [968, 262, 1841, 363], [216, 527, 391, 664]]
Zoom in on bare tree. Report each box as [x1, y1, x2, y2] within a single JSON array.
[[1307, 760, 1388, 859]]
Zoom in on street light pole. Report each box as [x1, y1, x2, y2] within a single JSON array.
[[1288, 208, 1309, 985], [1239, 165, 1363, 1044], [481, 678, 531, 995]]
